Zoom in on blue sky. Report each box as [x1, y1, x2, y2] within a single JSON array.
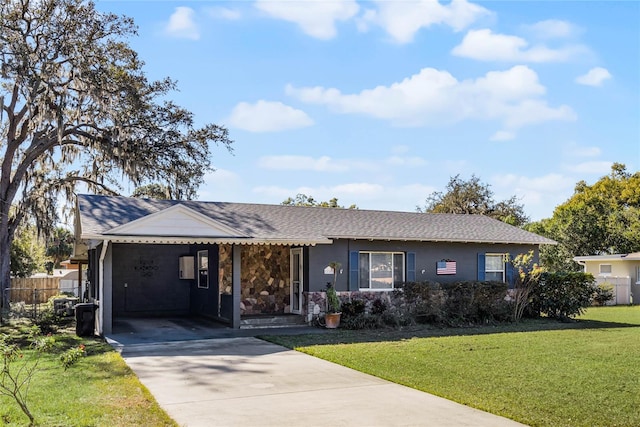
[[97, 0, 639, 221]]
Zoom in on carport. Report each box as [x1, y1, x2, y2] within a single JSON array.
[[74, 196, 326, 336]]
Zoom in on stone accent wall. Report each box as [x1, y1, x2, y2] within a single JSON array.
[[219, 244, 233, 294], [218, 244, 291, 316], [304, 291, 402, 323]]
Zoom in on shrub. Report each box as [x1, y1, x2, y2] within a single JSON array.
[[400, 281, 445, 324], [325, 284, 341, 313], [593, 283, 614, 306], [60, 344, 86, 370], [397, 280, 510, 326], [32, 307, 63, 335], [533, 272, 596, 321], [341, 300, 366, 317], [371, 298, 388, 315], [441, 281, 510, 326]]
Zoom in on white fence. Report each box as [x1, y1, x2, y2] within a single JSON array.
[[594, 276, 632, 305]]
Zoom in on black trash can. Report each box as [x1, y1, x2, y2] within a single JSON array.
[[75, 303, 97, 337]]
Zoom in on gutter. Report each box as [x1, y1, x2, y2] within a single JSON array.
[[97, 240, 110, 336]]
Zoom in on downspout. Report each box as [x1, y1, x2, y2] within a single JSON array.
[[575, 260, 586, 273], [98, 240, 110, 336]]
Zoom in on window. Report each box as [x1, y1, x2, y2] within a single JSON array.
[[359, 252, 404, 290], [485, 254, 505, 282], [197, 250, 209, 289], [599, 264, 612, 275]]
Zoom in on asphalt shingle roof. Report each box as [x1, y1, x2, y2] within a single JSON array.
[[77, 194, 556, 245]]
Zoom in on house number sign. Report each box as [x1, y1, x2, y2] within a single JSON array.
[[134, 257, 159, 278]]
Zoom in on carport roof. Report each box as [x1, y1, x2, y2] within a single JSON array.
[[76, 194, 556, 246]]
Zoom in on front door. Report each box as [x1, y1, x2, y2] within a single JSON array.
[[290, 248, 303, 314]]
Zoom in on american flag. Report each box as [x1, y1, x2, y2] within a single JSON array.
[[437, 260, 457, 275]]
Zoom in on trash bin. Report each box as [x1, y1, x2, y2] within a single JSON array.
[[75, 303, 97, 337]]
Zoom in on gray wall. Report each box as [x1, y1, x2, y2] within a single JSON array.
[[189, 244, 220, 318], [112, 243, 193, 317], [307, 239, 539, 292]]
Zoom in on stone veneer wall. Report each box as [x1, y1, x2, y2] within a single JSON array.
[[304, 291, 403, 323], [218, 244, 291, 315]]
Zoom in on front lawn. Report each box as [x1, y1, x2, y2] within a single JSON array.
[[0, 323, 177, 427], [264, 306, 640, 427]]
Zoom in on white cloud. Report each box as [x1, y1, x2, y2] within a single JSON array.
[[563, 142, 602, 158], [524, 19, 580, 40], [258, 155, 349, 172], [492, 173, 576, 220], [359, 0, 491, 44], [198, 168, 243, 201], [258, 154, 427, 172], [575, 67, 612, 87], [490, 131, 516, 141], [387, 156, 427, 167], [206, 7, 241, 20], [565, 161, 613, 174], [286, 65, 576, 132], [227, 100, 314, 132], [452, 29, 588, 62], [253, 182, 436, 212], [254, 0, 359, 39], [164, 7, 200, 40]]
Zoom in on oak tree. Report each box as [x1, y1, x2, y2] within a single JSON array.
[[418, 174, 529, 226], [282, 194, 357, 209], [0, 0, 232, 308]]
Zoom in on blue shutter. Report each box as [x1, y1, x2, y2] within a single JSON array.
[[506, 259, 515, 288], [349, 251, 359, 291], [477, 253, 486, 281], [407, 252, 416, 282]]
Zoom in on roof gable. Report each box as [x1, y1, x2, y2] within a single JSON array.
[[106, 204, 248, 238]]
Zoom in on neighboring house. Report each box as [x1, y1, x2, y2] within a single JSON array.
[[574, 253, 640, 305], [73, 194, 556, 335]]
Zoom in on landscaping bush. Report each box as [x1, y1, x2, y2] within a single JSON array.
[[441, 281, 511, 326], [399, 281, 445, 324], [398, 281, 510, 326], [593, 282, 614, 306], [533, 272, 596, 321], [340, 300, 366, 317]]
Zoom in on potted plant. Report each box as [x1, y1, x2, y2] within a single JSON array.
[[324, 262, 342, 328]]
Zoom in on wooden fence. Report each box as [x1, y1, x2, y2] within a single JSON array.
[[9, 277, 62, 304]]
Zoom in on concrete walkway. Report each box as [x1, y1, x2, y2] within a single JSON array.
[[118, 337, 527, 427]]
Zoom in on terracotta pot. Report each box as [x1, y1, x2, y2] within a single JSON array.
[[325, 312, 341, 329]]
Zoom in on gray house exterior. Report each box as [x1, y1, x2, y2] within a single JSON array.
[[73, 194, 556, 335]]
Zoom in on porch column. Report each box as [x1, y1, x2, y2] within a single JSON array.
[[232, 244, 241, 329]]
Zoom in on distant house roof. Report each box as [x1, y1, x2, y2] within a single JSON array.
[[76, 194, 556, 246], [574, 252, 640, 262]]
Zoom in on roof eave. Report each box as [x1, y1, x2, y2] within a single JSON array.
[[329, 235, 556, 245], [80, 233, 332, 246]]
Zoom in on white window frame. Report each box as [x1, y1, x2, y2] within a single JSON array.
[[359, 251, 405, 291], [197, 250, 209, 289], [599, 264, 612, 276], [485, 253, 505, 282]]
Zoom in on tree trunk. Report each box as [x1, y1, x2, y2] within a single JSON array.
[[0, 214, 11, 314]]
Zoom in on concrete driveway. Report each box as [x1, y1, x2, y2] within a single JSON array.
[[119, 337, 526, 427]]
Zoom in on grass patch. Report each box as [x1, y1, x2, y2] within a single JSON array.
[[263, 306, 640, 427], [0, 324, 177, 427]]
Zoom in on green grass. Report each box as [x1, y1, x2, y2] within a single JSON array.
[[264, 306, 640, 427], [0, 323, 177, 427]]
